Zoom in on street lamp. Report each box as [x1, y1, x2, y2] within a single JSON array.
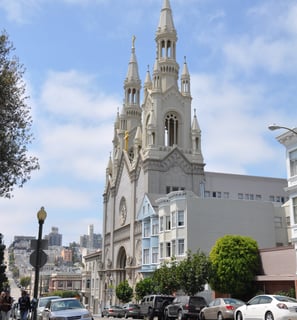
[[268, 124, 297, 135], [32, 207, 47, 320]]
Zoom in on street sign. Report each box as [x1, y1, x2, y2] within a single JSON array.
[[29, 250, 48, 268]]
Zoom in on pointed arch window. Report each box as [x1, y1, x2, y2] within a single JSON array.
[[165, 113, 178, 146]]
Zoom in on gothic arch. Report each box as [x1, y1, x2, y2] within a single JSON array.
[[164, 111, 180, 146], [117, 246, 127, 283]]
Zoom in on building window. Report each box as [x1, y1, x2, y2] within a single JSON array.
[[166, 242, 171, 257], [238, 193, 243, 200], [178, 239, 185, 255], [223, 192, 229, 199], [152, 218, 159, 235], [256, 194, 262, 200], [172, 240, 176, 256], [204, 191, 210, 198], [165, 113, 178, 146], [160, 217, 164, 232], [286, 215, 291, 226], [152, 247, 158, 264], [160, 243, 164, 258], [143, 249, 150, 264], [165, 216, 171, 230], [274, 216, 282, 228], [293, 197, 297, 224], [171, 211, 176, 228], [143, 221, 150, 237], [289, 149, 297, 177], [177, 211, 184, 226]]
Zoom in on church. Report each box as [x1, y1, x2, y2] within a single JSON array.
[[98, 0, 288, 307]]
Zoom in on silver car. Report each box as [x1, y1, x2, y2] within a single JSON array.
[[200, 298, 245, 320], [37, 296, 61, 320], [41, 298, 92, 320]]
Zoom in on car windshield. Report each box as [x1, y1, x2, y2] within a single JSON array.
[[51, 300, 83, 311], [224, 298, 244, 305], [190, 297, 206, 306]]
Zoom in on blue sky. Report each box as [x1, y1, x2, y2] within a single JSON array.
[[1, 0, 296, 246]]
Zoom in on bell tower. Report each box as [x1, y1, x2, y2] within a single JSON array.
[[141, 0, 205, 195]]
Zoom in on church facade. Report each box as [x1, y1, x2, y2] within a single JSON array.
[[101, 0, 205, 300], [99, 0, 288, 308]]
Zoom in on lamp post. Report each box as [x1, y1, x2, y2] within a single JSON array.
[[32, 206, 47, 320], [268, 124, 297, 135]]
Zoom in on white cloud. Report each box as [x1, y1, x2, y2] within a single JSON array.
[[191, 73, 286, 174], [223, 36, 297, 75], [40, 70, 119, 122], [0, 0, 41, 24]]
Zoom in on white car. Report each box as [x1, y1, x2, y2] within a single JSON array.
[[234, 294, 297, 320], [41, 298, 92, 320]]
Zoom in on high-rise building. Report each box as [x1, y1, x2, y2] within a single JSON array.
[[45, 227, 62, 246], [80, 224, 102, 249]]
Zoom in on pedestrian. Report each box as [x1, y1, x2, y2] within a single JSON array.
[[18, 290, 31, 320], [0, 291, 13, 320]]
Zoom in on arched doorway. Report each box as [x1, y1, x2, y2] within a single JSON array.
[[117, 246, 127, 283]]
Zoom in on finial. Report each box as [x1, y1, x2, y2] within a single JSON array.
[[147, 65, 150, 72], [194, 108, 196, 116], [184, 56, 187, 64], [132, 35, 136, 49]]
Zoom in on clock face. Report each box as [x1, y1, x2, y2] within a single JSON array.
[[120, 200, 127, 226]]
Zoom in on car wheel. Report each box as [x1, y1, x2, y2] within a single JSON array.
[[236, 311, 243, 320], [217, 313, 223, 320], [200, 312, 205, 320], [177, 310, 183, 320], [265, 312, 274, 320]]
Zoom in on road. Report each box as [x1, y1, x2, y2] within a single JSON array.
[[7, 269, 22, 302]]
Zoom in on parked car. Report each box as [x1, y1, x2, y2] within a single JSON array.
[[122, 303, 142, 318], [41, 297, 92, 320], [102, 305, 125, 318], [164, 295, 207, 320], [36, 296, 61, 320], [199, 298, 245, 320], [139, 295, 175, 320], [234, 294, 297, 320]]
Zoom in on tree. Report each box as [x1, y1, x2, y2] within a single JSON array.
[[0, 234, 8, 291], [20, 276, 31, 289], [209, 234, 261, 299], [152, 257, 180, 294], [115, 280, 133, 303], [0, 30, 39, 198], [177, 250, 210, 295], [135, 277, 155, 301]]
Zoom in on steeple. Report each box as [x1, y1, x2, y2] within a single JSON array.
[[122, 35, 142, 132], [181, 56, 191, 96], [155, 0, 179, 92]]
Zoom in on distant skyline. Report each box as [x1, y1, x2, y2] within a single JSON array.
[[0, 0, 296, 245]]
